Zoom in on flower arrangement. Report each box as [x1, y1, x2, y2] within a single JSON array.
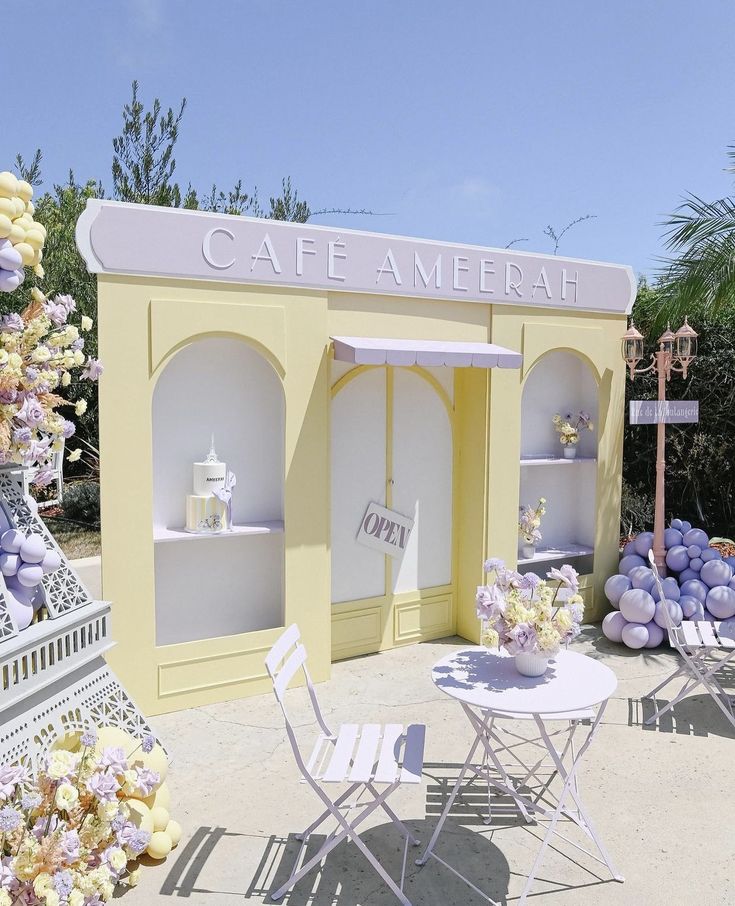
[[0, 728, 178, 905], [476, 559, 584, 658], [518, 497, 546, 547], [0, 290, 102, 482], [552, 410, 593, 447]]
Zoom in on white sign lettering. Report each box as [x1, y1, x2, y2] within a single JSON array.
[[356, 502, 414, 559], [629, 400, 699, 425], [77, 200, 636, 314]]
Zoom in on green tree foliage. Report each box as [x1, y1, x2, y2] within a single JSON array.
[[657, 145, 735, 328], [622, 280, 735, 536]]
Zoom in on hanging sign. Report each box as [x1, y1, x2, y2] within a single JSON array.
[[629, 400, 699, 425], [356, 502, 414, 559]]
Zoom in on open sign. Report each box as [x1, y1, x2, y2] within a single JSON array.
[[356, 502, 414, 559]]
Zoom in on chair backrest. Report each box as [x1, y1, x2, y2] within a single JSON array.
[[265, 624, 332, 775], [648, 551, 679, 646]]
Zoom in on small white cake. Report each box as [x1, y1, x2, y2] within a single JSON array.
[[185, 438, 229, 533]]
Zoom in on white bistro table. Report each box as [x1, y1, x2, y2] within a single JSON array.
[[417, 647, 623, 903]]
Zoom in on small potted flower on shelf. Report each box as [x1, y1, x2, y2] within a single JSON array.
[[552, 410, 593, 459], [518, 497, 545, 560], [476, 559, 584, 676]]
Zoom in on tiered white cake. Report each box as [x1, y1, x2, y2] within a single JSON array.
[[185, 438, 229, 533]]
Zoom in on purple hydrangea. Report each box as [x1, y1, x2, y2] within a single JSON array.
[[0, 807, 22, 833], [60, 419, 76, 439], [12, 426, 31, 445], [20, 793, 41, 811], [120, 826, 151, 856], [0, 313, 23, 333], [71, 338, 85, 352], [53, 870, 73, 898], [82, 357, 103, 381], [80, 729, 97, 748], [60, 829, 80, 862], [141, 734, 156, 754], [483, 558, 505, 574], [111, 813, 126, 835], [87, 771, 121, 803]]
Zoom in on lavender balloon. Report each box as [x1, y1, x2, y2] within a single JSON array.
[[623, 541, 638, 557], [687, 545, 702, 558], [622, 623, 649, 649], [701, 548, 722, 563], [629, 566, 656, 592], [689, 558, 703, 572], [700, 559, 732, 589], [664, 528, 684, 549], [40, 549, 61, 574], [678, 568, 699, 582], [19, 534, 46, 565], [0, 552, 20, 577], [680, 521, 692, 533], [633, 532, 655, 558], [705, 586, 735, 620], [670, 518, 684, 531], [602, 611, 628, 643], [680, 579, 708, 603], [644, 621, 665, 648], [604, 574, 631, 608], [16, 563, 43, 588], [651, 576, 681, 602], [619, 588, 656, 624], [679, 596, 703, 619], [619, 554, 646, 576], [665, 545, 689, 573], [683, 528, 708, 548], [0, 530, 26, 554], [653, 599, 683, 628]]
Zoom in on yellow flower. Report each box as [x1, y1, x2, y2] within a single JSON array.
[[67, 448, 82, 463], [31, 287, 46, 304], [43, 892, 60, 906], [31, 346, 51, 364], [47, 749, 78, 780], [537, 626, 561, 652], [481, 626, 500, 649], [73, 350, 85, 366], [61, 371, 71, 387], [33, 873, 54, 897], [555, 609, 573, 632], [108, 847, 127, 872], [69, 892, 85, 906], [0, 889, 11, 906], [75, 399, 87, 417], [55, 781, 79, 811], [81, 316, 93, 331], [127, 867, 140, 887], [7, 353, 21, 369]]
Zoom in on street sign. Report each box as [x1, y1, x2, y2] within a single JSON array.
[[629, 400, 699, 425]]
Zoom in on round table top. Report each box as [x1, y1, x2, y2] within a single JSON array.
[[431, 647, 618, 715]]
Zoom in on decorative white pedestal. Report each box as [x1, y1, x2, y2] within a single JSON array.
[[0, 467, 154, 772]]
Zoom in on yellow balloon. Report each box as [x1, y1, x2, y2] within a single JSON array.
[[150, 806, 169, 832], [16, 180, 33, 203], [93, 726, 134, 759], [0, 198, 14, 219], [16, 212, 33, 227], [24, 230, 44, 251], [164, 820, 182, 848], [7, 224, 24, 244], [0, 214, 12, 239], [141, 780, 170, 811], [146, 831, 172, 860], [126, 800, 154, 834], [0, 172, 18, 199], [25, 200, 35, 216], [51, 731, 82, 752], [14, 243, 35, 266], [12, 197, 25, 219]]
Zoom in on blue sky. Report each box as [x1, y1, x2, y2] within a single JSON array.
[[4, 1, 734, 277]]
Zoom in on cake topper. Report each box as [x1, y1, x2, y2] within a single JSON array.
[[204, 434, 219, 463]]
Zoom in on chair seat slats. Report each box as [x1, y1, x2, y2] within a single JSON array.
[[349, 724, 382, 783], [714, 622, 735, 648], [399, 724, 426, 784], [697, 621, 719, 647], [373, 723, 405, 785], [680, 621, 702, 648], [322, 724, 359, 782]]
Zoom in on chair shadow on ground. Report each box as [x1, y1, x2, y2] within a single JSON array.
[[157, 761, 621, 904], [628, 692, 735, 739]]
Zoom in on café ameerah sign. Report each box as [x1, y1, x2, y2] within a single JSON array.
[[76, 200, 636, 314]]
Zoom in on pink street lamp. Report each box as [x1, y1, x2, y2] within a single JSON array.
[[622, 318, 698, 574]]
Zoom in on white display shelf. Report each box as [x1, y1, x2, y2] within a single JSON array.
[[517, 543, 594, 566], [521, 456, 597, 466], [153, 521, 284, 543]]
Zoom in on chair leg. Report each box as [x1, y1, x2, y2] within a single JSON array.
[[367, 782, 420, 846]]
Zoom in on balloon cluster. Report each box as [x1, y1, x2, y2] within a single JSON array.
[[0, 170, 46, 293], [0, 528, 61, 629], [602, 520, 735, 649]]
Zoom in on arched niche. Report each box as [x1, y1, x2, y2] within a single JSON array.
[[330, 366, 453, 604], [152, 336, 285, 646], [518, 350, 598, 572]]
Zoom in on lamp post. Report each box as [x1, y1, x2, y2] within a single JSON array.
[[622, 318, 698, 574]]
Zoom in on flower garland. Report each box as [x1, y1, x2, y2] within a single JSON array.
[[0, 290, 102, 482], [477, 559, 584, 657]]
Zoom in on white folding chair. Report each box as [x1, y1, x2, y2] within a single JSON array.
[[643, 551, 735, 731], [265, 624, 426, 906]]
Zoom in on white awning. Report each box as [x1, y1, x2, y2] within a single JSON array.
[[331, 336, 522, 369]]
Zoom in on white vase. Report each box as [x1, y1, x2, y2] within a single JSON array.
[[514, 651, 550, 677], [563, 444, 577, 459], [520, 542, 536, 560]]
